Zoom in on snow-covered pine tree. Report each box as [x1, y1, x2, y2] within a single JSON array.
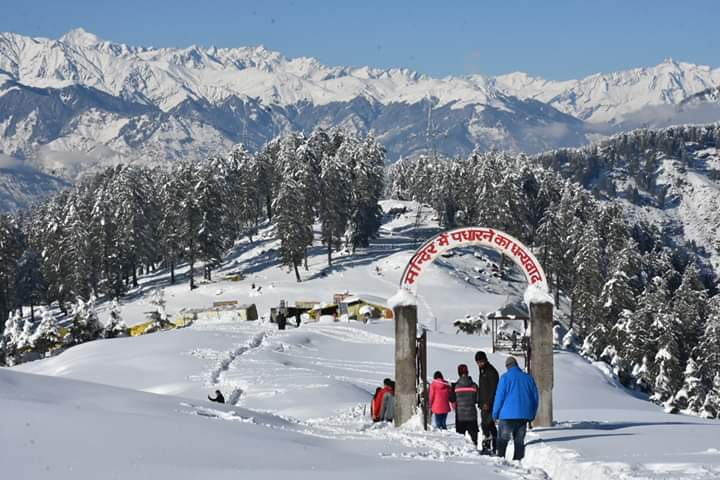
[[573, 222, 604, 344], [16, 314, 35, 353], [15, 248, 45, 322], [674, 357, 705, 414], [696, 296, 720, 417], [102, 298, 129, 338], [273, 154, 314, 282], [319, 152, 351, 266], [0, 214, 24, 327], [701, 373, 720, 419], [0, 309, 23, 365], [649, 311, 684, 410], [225, 144, 260, 237], [146, 288, 170, 331], [428, 157, 462, 229], [111, 165, 159, 289], [157, 168, 185, 285], [345, 133, 385, 253], [671, 261, 708, 366], [68, 296, 102, 345], [30, 307, 61, 357], [195, 159, 232, 282]]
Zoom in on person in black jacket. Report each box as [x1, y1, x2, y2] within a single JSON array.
[[449, 364, 479, 446], [208, 390, 225, 404], [475, 350, 499, 455]]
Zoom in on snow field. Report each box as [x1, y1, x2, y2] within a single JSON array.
[[8, 200, 720, 479]]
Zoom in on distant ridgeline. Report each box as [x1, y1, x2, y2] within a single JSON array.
[[385, 130, 720, 418]]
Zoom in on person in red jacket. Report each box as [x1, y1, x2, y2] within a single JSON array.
[[372, 378, 393, 422], [429, 371, 451, 429]]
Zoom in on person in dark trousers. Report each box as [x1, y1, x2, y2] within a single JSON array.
[[492, 356, 539, 461], [277, 310, 287, 330], [208, 390, 225, 404], [295, 312, 301, 328], [449, 364, 480, 446], [475, 350, 499, 455]]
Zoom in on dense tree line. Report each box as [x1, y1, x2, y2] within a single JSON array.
[[386, 149, 720, 418], [0, 129, 385, 364], [536, 124, 720, 205]]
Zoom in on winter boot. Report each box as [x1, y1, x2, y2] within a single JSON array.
[[480, 436, 493, 455]]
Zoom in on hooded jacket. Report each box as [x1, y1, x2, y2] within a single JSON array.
[[429, 378, 451, 414], [373, 386, 393, 421], [492, 366, 539, 421], [449, 375, 479, 422]]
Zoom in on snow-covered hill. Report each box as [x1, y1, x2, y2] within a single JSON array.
[[0, 164, 69, 212], [7, 201, 720, 479], [535, 125, 720, 274]]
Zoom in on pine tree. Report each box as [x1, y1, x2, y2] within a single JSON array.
[[68, 296, 102, 345], [273, 160, 313, 282], [573, 223, 603, 344], [674, 358, 704, 414], [319, 153, 351, 266], [344, 133, 385, 252], [696, 296, 720, 414], [146, 289, 170, 331], [649, 312, 684, 410], [671, 261, 708, 365], [16, 315, 34, 352], [701, 373, 720, 419], [30, 307, 61, 356], [1, 310, 23, 365], [0, 215, 24, 327], [102, 299, 129, 338], [15, 248, 45, 322]]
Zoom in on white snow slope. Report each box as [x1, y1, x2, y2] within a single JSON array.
[[6, 201, 720, 479]]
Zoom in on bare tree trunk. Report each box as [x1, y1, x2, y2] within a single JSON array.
[[304, 247, 309, 271], [170, 260, 175, 285], [293, 260, 301, 283], [327, 243, 332, 266]]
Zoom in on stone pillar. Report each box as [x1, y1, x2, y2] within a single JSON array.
[[394, 304, 417, 427], [529, 301, 554, 427]]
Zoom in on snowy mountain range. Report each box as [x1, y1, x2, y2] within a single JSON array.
[[1, 28, 720, 210]]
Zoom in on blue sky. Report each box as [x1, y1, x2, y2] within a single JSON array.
[[1, 0, 718, 80]]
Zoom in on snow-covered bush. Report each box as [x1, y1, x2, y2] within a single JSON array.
[[30, 307, 62, 357], [68, 296, 102, 344], [102, 299, 129, 339]]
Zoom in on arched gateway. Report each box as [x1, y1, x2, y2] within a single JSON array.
[[392, 226, 554, 429], [400, 227, 548, 294]]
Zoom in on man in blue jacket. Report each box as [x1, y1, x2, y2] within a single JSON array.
[[492, 356, 539, 461]]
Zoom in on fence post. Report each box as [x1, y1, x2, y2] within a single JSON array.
[[394, 304, 417, 427], [528, 301, 554, 427]]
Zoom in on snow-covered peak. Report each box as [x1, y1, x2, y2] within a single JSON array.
[[60, 27, 103, 47], [494, 60, 720, 123]]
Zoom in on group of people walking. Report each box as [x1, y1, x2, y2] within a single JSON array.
[[428, 351, 539, 460]]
